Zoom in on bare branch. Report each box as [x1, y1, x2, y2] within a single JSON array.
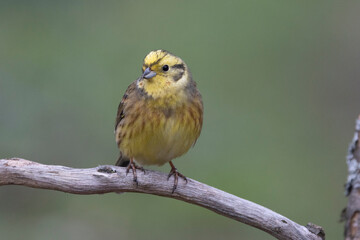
[[344, 115, 360, 240], [0, 158, 324, 240]]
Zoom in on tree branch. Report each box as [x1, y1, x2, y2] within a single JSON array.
[[0, 158, 324, 240], [344, 115, 360, 239]]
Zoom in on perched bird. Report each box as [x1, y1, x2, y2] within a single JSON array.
[[114, 50, 203, 193]]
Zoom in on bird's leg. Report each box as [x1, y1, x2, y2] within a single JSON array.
[[126, 158, 145, 184], [167, 161, 188, 193]]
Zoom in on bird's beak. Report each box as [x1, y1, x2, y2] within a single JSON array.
[[142, 67, 157, 79]]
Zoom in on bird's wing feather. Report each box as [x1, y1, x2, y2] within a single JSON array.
[[115, 81, 137, 131], [114, 81, 138, 166]]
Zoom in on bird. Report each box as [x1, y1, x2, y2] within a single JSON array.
[[114, 50, 203, 193]]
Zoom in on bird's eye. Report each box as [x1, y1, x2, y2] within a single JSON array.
[[162, 65, 169, 71]]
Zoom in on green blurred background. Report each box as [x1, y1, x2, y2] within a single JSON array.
[[0, 1, 359, 239]]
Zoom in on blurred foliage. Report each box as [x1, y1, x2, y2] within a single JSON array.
[[1, 1, 359, 239]]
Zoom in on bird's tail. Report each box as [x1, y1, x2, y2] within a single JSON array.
[[115, 152, 130, 167]]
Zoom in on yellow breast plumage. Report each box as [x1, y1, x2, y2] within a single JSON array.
[[117, 94, 202, 166], [114, 50, 203, 192]]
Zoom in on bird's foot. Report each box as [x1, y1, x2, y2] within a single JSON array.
[[126, 161, 145, 185], [167, 167, 188, 193]]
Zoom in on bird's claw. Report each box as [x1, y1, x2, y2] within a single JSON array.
[[126, 161, 145, 185], [168, 168, 187, 193]]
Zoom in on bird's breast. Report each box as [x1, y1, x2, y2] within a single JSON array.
[[119, 100, 202, 166]]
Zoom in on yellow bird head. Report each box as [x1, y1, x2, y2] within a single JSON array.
[[137, 50, 191, 99]]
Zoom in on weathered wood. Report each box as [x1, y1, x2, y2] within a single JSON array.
[[0, 158, 324, 240], [344, 115, 360, 240]]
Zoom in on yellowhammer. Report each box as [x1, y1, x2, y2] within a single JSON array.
[[114, 50, 203, 192]]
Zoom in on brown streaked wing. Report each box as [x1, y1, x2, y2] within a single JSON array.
[[114, 81, 138, 167], [115, 81, 137, 131]]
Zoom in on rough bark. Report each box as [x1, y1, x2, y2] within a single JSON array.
[[0, 158, 324, 240], [344, 115, 360, 240]]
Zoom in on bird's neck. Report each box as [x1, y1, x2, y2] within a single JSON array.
[[145, 90, 187, 109], [138, 77, 188, 108]]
